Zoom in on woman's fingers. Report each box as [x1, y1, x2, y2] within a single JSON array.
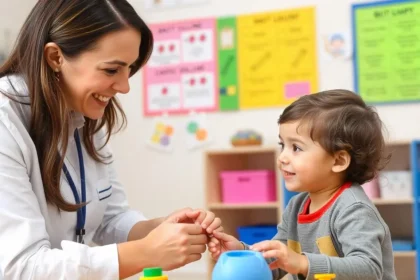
[[187, 244, 207, 254], [201, 211, 215, 229], [206, 217, 221, 234], [184, 253, 203, 266], [188, 233, 208, 245]]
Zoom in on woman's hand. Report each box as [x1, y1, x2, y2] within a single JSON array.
[[138, 216, 208, 271], [165, 207, 197, 223], [187, 208, 223, 235], [207, 231, 244, 261], [166, 208, 223, 235]]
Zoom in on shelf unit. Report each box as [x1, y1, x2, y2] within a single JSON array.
[[204, 141, 419, 280]]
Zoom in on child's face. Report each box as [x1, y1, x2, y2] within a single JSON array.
[[277, 121, 337, 193]]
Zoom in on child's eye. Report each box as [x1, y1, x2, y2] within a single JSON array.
[[293, 144, 302, 152], [278, 142, 284, 150]]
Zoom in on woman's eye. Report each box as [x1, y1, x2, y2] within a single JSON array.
[[104, 69, 118, 75]]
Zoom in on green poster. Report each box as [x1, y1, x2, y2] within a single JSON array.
[[354, 1, 420, 103], [217, 17, 239, 110]]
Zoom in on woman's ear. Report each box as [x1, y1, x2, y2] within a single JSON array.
[[332, 150, 351, 173], [44, 42, 63, 71]]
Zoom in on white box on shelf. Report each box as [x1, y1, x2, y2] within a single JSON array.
[[378, 171, 412, 199]]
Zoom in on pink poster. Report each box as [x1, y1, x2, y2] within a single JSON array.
[[143, 18, 218, 116]]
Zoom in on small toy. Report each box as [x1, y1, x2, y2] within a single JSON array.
[[314, 273, 336, 280], [140, 267, 168, 280], [212, 250, 271, 280], [230, 129, 262, 147]]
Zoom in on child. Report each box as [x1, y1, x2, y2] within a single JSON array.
[[209, 90, 397, 280]]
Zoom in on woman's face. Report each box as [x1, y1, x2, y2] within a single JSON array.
[[58, 28, 141, 119]]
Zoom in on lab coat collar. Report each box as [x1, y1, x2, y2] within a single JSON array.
[[70, 111, 85, 130]]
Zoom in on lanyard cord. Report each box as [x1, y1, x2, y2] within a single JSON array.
[[62, 129, 86, 244]]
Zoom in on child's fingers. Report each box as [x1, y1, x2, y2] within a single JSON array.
[[262, 249, 283, 259], [212, 231, 236, 242], [251, 240, 284, 252], [209, 247, 218, 252], [212, 226, 224, 234], [269, 260, 282, 270], [209, 237, 220, 245]]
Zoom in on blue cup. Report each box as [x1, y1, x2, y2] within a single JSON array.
[[212, 250, 272, 280]]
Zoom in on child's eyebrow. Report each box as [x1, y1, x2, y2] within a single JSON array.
[[284, 136, 306, 146]]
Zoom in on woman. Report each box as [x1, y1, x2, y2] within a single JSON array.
[[0, 1, 221, 279]]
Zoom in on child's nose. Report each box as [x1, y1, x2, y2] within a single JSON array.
[[277, 152, 289, 165]]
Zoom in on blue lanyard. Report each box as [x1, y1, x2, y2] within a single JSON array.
[[62, 129, 86, 244]]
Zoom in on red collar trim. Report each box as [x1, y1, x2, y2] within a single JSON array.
[[297, 182, 352, 224]]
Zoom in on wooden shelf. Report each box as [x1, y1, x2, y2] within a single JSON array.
[[208, 202, 279, 209], [205, 145, 277, 155], [394, 251, 416, 258], [372, 198, 413, 205]]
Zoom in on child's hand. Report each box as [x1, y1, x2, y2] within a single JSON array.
[[251, 240, 309, 276], [208, 231, 244, 261]]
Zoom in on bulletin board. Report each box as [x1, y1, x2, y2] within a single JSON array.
[[236, 7, 318, 110], [352, 0, 420, 103], [143, 6, 318, 115], [143, 18, 218, 116]]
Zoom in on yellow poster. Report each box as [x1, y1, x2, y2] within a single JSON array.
[[237, 7, 318, 108]]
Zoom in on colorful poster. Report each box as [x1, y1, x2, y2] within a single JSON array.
[[217, 17, 239, 111], [353, 1, 420, 103], [237, 7, 318, 109], [143, 18, 218, 116]]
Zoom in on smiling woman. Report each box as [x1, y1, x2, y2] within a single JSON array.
[[47, 27, 142, 119], [0, 0, 223, 279]]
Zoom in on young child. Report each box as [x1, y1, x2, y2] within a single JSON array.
[[209, 90, 397, 280]]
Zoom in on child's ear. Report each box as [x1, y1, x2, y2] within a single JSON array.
[[332, 150, 351, 173]]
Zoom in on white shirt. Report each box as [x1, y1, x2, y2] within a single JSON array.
[[0, 75, 146, 279]]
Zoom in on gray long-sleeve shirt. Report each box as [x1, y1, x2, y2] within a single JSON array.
[[246, 182, 397, 280]]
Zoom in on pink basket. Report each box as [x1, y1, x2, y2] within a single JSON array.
[[220, 170, 276, 203]]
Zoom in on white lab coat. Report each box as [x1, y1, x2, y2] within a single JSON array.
[[0, 75, 147, 279]]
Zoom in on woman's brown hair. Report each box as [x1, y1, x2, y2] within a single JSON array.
[[0, 0, 153, 211], [278, 89, 390, 185]]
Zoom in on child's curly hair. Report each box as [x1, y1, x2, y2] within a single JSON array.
[[278, 89, 390, 185]]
